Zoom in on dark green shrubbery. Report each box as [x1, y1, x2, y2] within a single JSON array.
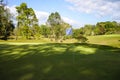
[[74, 34, 88, 43]]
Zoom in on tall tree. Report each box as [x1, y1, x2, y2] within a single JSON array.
[[16, 3, 39, 39], [47, 12, 67, 42], [0, 0, 15, 40]]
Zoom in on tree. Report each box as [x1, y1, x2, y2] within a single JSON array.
[[0, 0, 15, 40], [40, 25, 50, 38], [16, 3, 39, 40], [73, 28, 88, 43], [94, 21, 120, 35], [93, 22, 106, 35], [83, 25, 95, 36], [47, 12, 66, 42]]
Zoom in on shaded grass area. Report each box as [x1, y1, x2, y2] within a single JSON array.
[[0, 43, 120, 80]]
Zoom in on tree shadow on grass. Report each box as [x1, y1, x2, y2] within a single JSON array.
[[0, 43, 120, 80]]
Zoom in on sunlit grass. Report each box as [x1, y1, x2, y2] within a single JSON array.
[[73, 46, 97, 55], [87, 34, 120, 48]]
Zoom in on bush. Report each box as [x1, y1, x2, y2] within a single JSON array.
[[75, 34, 88, 43]]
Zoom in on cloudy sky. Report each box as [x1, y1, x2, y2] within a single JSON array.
[[7, 0, 120, 28]]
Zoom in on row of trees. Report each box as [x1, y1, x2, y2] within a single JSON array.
[[0, 1, 120, 41], [15, 3, 71, 41], [73, 21, 120, 37], [0, 2, 71, 41]]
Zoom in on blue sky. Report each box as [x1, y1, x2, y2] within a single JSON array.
[[7, 0, 120, 28]]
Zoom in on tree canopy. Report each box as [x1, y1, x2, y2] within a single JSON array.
[[0, 0, 15, 40], [47, 12, 70, 42], [16, 3, 39, 39]]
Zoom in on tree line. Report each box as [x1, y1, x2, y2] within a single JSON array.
[[73, 21, 120, 38], [0, 1, 120, 41]]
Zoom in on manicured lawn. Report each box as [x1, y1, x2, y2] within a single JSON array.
[[0, 43, 120, 80]]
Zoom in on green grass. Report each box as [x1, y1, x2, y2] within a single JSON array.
[[87, 34, 120, 48], [0, 43, 120, 80], [0, 38, 52, 43]]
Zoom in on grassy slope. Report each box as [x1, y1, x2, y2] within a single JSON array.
[[0, 43, 120, 80], [0, 34, 120, 46], [87, 34, 120, 48]]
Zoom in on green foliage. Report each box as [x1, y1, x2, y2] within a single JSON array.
[[73, 29, 81, 38], [83, 25, 94, 36], [73, 28, 88, 43], [75, 34, 88, 43], [40, 25, 50, 38], [30, 24, 41, 40], [78, 21, 120, 36], [16, 3, 39, 40], [0, 0, 15, 40], [47, 12, 67, 42], [94, 21, 120, 35]]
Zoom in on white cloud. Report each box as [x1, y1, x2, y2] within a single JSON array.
[[6, 5, 17, 18], [7, 5, 48, 25], [7, 6, 47, 24], [34, 10, 79, 26], [34, 10, 49, 24], [62, 16, 80, 27], [65, 0, 120, 20], [35, 11, 49, 20]]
